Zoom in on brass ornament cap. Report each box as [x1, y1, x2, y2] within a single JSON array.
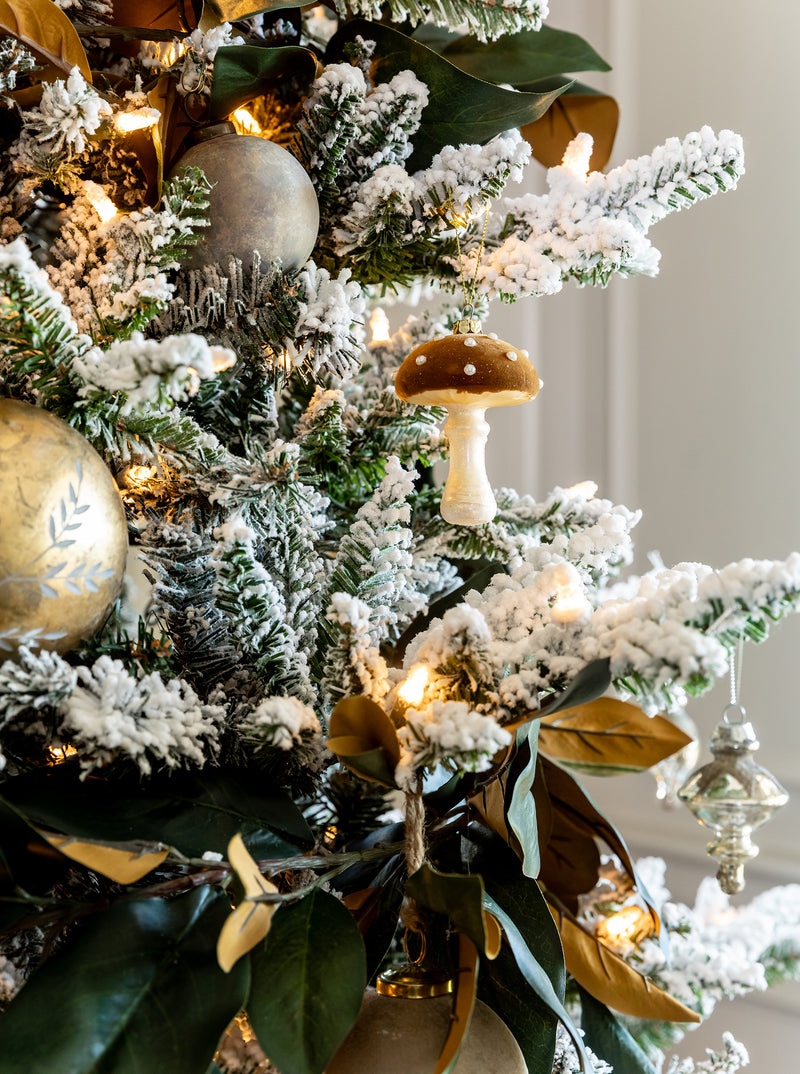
[[326, 989, 527, 1074], [394, 331, 539, 527], [0, 399, 128, 655], [170, 125, 320, 273]]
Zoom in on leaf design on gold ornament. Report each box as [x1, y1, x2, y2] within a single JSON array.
[[547, 901, 700, 1024], [217, 833, 279, 974], [0, 0, 92, 81], [39, 830, 168, 884], [539, 699, 694, 774], [435, 933, 479, 1074]]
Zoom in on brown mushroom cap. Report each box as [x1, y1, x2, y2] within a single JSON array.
[[394, 331, 539, 407]]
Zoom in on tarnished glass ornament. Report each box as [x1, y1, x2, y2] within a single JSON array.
[[678, 707, 788, 894]]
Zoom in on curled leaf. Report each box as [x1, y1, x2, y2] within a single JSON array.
[[216, 833, 279, 974], [548, 901, 700, 1024], [435, 933, 479, 1074], [327, 696, 401, 787], [522, 83, 620, 172]]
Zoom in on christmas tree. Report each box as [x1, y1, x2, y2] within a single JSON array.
[[1, 3, 799, 1073]]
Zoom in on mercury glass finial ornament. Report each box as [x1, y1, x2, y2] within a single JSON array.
[[678, 705, 788, 894]]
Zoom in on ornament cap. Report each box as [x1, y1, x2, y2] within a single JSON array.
[[376, 964, 454, 999], [453, 316, 483, 335], [710, 719, 759, 753]]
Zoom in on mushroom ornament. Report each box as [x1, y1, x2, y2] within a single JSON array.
[[394, 318, 540, 526]]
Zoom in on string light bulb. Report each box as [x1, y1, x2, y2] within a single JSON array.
[[398, 666, 429, 706], [369, 308, 391, 344], [83, 180, 119, 224], [125, 465, 156, 487], [114, 110, 159, 133], [596, 905, 654, 952], [561, 133, 593, 180], [231, 108, 263, 136], [550, 564, 591, 623], [566, 480, 597, 500]]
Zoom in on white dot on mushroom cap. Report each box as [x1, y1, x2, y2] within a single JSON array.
[[464, 364, 476, 375], [415, 355, 427, 365], [506, 351, 517, 361], [521, 349, 529, 358], [464, 337, 477, 347], [488, 332, 498, 340]]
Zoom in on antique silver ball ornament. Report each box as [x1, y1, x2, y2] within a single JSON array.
[[170, 123, 319, 274]]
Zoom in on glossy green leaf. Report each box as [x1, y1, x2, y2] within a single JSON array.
[[0, 888, 249, 1074], [249, 889, 366, 1074], [4, 765, 313, 859], [578, 987, 658, 1074], [0, 796, 67, 895], [331, 20, 569, 171], [536, 659, 612, 719], [506, 723, 540, 878], [442, 25, 611, 83], [466, 831, 563, 1074], [210, 43, 317, 120], [405, 863, 493, 958], [483, 893, 592, 1072]]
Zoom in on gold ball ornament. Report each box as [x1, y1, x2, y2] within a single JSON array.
[[170, 123, 320, 274], [326, 989, 527, 1074], [0, 399, 128, 655]]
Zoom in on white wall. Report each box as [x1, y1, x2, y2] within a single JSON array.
[[485, 2, 800, 1067]]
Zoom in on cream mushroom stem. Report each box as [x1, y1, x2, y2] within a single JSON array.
[[440, 403, 496, 526]]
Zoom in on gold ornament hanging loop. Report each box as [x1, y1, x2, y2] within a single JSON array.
[[447, 191, 491, 329]]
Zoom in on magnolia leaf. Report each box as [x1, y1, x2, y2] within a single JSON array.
[[249, 888, 366, 1074], [549, 903, 700, 1024], [541, 757, 661, 934], [578, 986, 658, 1074], [4, 764, 313, 860], [210, 44, 317, 119], [539, 699, 693, 774], [111, 0, 202, 34], [484, 894, 591, 1072], [0, 0, 91, 80], [538, 807, 601, 910], [217, 834, 279, 974], [0, 797, 67, 895], [0, 888, 249, 1074], [208, 0, 306, 19], [506, 724, 540, 879], [326, 745, 398, 788], [329, 696, 401, 766], [522, 83, 620, 172], [39, 830, 168, 884], [505, 658, 612, 734], [331, 20, 569, 172], [468, 773, 511, 843], [435, 933, 479, 1074], [442, 25, 611, 83], [406, 864, 499, 961]]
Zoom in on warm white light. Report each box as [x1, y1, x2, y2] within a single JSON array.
[[596, 905, 653, 951], [398, 666, 429, 706], [231, 107, 263, 136], [160, 40, 187, 67], [83, 180, 119, 224], [566, 480, 597, 500], [127, 465, 156, 484], [550, 565, 591, 624], [115, 110, 159, 133], [211, 348, 237, 373], [561, 132, 593, 179], [48, 744, 78, 764], [369, 308, 391, 344]]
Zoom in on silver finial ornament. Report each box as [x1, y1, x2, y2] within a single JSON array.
[[678, 705, 788, 894]]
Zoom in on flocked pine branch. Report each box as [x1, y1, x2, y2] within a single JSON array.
[[466, 127, 746, 299], [0, 37, 36, 99], [338, 0, 549, 42]]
